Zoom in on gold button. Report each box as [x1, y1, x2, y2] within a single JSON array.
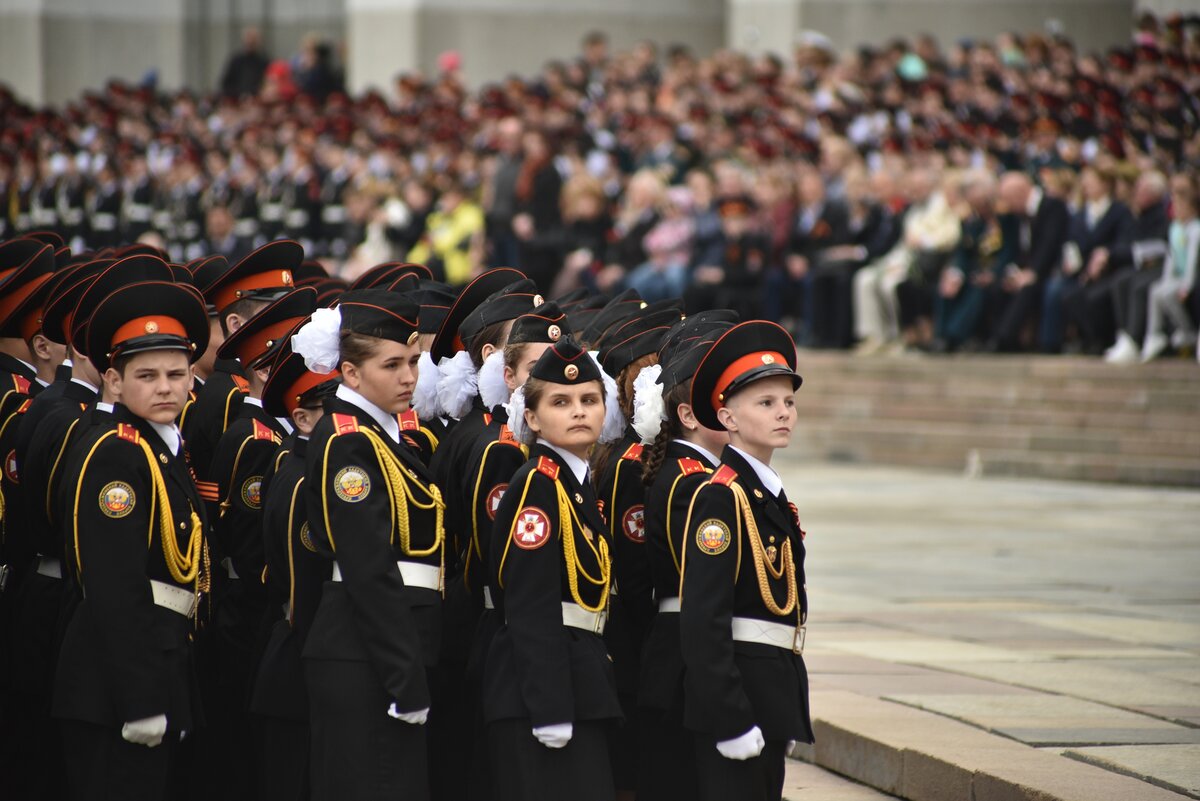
[[159, 454, 168, 464], [181, 521, 188, 529], [574, 492, 583, 504], [564, 364, 579, 381], [753, 489, 763, 499], [769, 535, 776, 543]]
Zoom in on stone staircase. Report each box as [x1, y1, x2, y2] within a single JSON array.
[[788, 351, 1200, 487]]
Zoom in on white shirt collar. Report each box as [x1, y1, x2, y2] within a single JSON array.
[[243, 396, 263, 408], [149, 420, 181, 456], [336, 383, 400, 443], [276, 417, 295, 434], [537, 437, 589, 486], [70, 377, 98, 394], [729, 445, 783, 498], [673, 438, 721, 468], [96, 402, 114, 413], [1026, 187, 1043, 217]]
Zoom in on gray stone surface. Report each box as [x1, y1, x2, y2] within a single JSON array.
[[1063, 745, 1200, 798]]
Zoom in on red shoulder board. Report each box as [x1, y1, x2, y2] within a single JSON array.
[[115, 423, 140, 444], [710, 465, 738, 486], [252, 419, 279, 442], [483, 412, 493, 427], [398, 410, 420, 431], [13, 375, 31, 394], [535, 456, 560, 481], [620, 443, 644, 462], [677, 457, 707, 476], [231, 374, 250, 393], [331, 413, 360, 436], [497, 424, 520, 446], [16, 399, 32, 414]]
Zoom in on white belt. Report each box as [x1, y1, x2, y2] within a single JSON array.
[[281, 601, 292, 620], [35, 555, 63, 580], [483, 585, 495, 610], [561, 602, 607, 635], [731, 617, 805, 654], [658, 597, 681, 613], [151, 579, 197, 618], [331, 560, 441, 591]]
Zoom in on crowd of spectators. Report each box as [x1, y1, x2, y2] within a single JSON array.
[[2, 15, 1198, 362]]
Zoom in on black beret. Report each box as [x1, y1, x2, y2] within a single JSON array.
[[508, 301, 571, 346], [350, 261, 433, 290], [409, 280, 458, 334], [530, 337, 603, 386], [337, 288, 421, 347]]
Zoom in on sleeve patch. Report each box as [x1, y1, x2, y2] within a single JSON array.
[[513, 506, 551, 550], [622, 504, 646, 543], [299, 521, 317, 552], [99, 481, 136, 518], [241, 475, 264, 509], [486, 483, 508, 520], [333, 466, 371, 502], [3, 449, 17, 484], [695, 518, 731, 555]]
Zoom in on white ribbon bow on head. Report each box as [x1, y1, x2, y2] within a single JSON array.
[[291, 307, 342, 374]]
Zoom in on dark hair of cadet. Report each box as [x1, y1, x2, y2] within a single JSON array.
[[641, 378, 692, 487]]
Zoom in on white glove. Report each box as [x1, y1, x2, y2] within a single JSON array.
[[532, 722, 573, 749], [121, 714, 168, 748], [716, 725, 765, 761], [387, 703, 430, 725]]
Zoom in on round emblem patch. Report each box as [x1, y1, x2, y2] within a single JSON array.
[[547, 324, 561, 342], [696, 518, 731, 555], [622, 505, 646, 543], [3, 449, 18, 484], [486, 483, 508, 520], [99, 481, 136, 518], [241, 476, 263, 509], [334, 466, 370, 503], [513, 506, 551, 550], [299, 521, 317, 552], [144, 320, 159, 334]]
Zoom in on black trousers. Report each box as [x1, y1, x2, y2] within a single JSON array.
[[487, 718, 615, 801], [693, 737, 787, 801], [257, 716, 309, 801], [305, 658, 430, 801], [1063, 268, 1129, 351], [808, 260, 861, 348], [60, 720, 175, 801], [987, 283, 1041, 351], [1112, 265, 1163, 343], [636, 698, 698, 801]]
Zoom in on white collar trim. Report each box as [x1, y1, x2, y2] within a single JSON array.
[[336, 383, 400, 443], [673, 438, 721, 468], [537, 437, 589, 486], [729, 445, 783, 497]]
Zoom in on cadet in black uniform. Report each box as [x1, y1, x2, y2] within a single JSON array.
[[293, 290, 443, 801], [634, 313, 736, 801], [206, 286, 318, 800], [51, 273, 211, 801], [680, 320, 813, 801], [250, 335, 339, 801], [485, 338, 623, 801]]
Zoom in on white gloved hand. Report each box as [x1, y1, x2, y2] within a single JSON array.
[[387, 703, 429, 725], [716, 725, 765, 761], [532, 722, 574, 749], [121, 714, 168, 748]]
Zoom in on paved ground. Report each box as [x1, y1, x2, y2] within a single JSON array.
[[775, 459, 1200, 800]]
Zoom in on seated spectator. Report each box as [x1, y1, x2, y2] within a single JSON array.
[[1055, 166, 1134, 353], [512, 129, 564, 291], [1104, 171, 1172, 362], [984, 172, 1069, 352], [407, 181, 485, 286], [933, 170, 1015, 352], [685, 195, 767, 318], [597, 169, 662, 291], [895, 171, 964, 351], [1141, 174, 1200, 362], [548, 173, 613, 297], [853, 167, 959, 354], [627, 185, 694, 302]]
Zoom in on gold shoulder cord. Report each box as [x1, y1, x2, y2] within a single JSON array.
[[677, 477, 741, 600], [46, 417, 82, 521], [285, 476, 304, 625], [494, 468, 611, 613], [467, 440, 531, 589], [419, 425, 440, 452], [320, 427, 446, 591], [728, 481, 797, 617], [72, 433, 206, 596]]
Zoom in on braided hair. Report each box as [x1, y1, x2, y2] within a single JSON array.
[[589, 353, 657, 491], [641, 380, 691, 487]]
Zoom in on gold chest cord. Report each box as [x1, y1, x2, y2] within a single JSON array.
[[729, 481, 798, 618]]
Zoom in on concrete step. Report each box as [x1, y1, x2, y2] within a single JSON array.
[[799, 689, 1193, 801]]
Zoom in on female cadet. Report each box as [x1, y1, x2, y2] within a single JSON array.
[[679, 320, 813, 801], [632, 313, 735, 801], [484, 338, 625, 801], [52, 270, 210, 801], [291, 289, 444, 801]]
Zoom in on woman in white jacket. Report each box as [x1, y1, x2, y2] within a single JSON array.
[[1142, 174, 1199, 362]]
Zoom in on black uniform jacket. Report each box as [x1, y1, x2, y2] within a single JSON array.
[[251, 435, 329, 721], [460, 406, 527, 596], [302, 395, 444, 713], [679, 445, 813, 743], [52, 404, 207, 732], [638, 440, 715, 711], [484, 443, 622, 727], [180, 358, 248, 495]]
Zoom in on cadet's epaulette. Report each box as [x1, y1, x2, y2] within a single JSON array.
[[16, 399, 32, 414], [710, 464, 738, 486], [497, 424, 520, 447], [535, 456, 560, 481], [398, 410, 420, 431], [231, 374, 250, 393], [12, 375, 30, 395], [115, 423, 140, 444], [331, 413, 360, 436], [620, 442, 644, 462], [252, 419, 280, 443], [483, 412, 493, 427], [677, 457, 708, 476]]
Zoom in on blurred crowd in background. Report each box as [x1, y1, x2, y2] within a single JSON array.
[[2, 13, 1198, 362]]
